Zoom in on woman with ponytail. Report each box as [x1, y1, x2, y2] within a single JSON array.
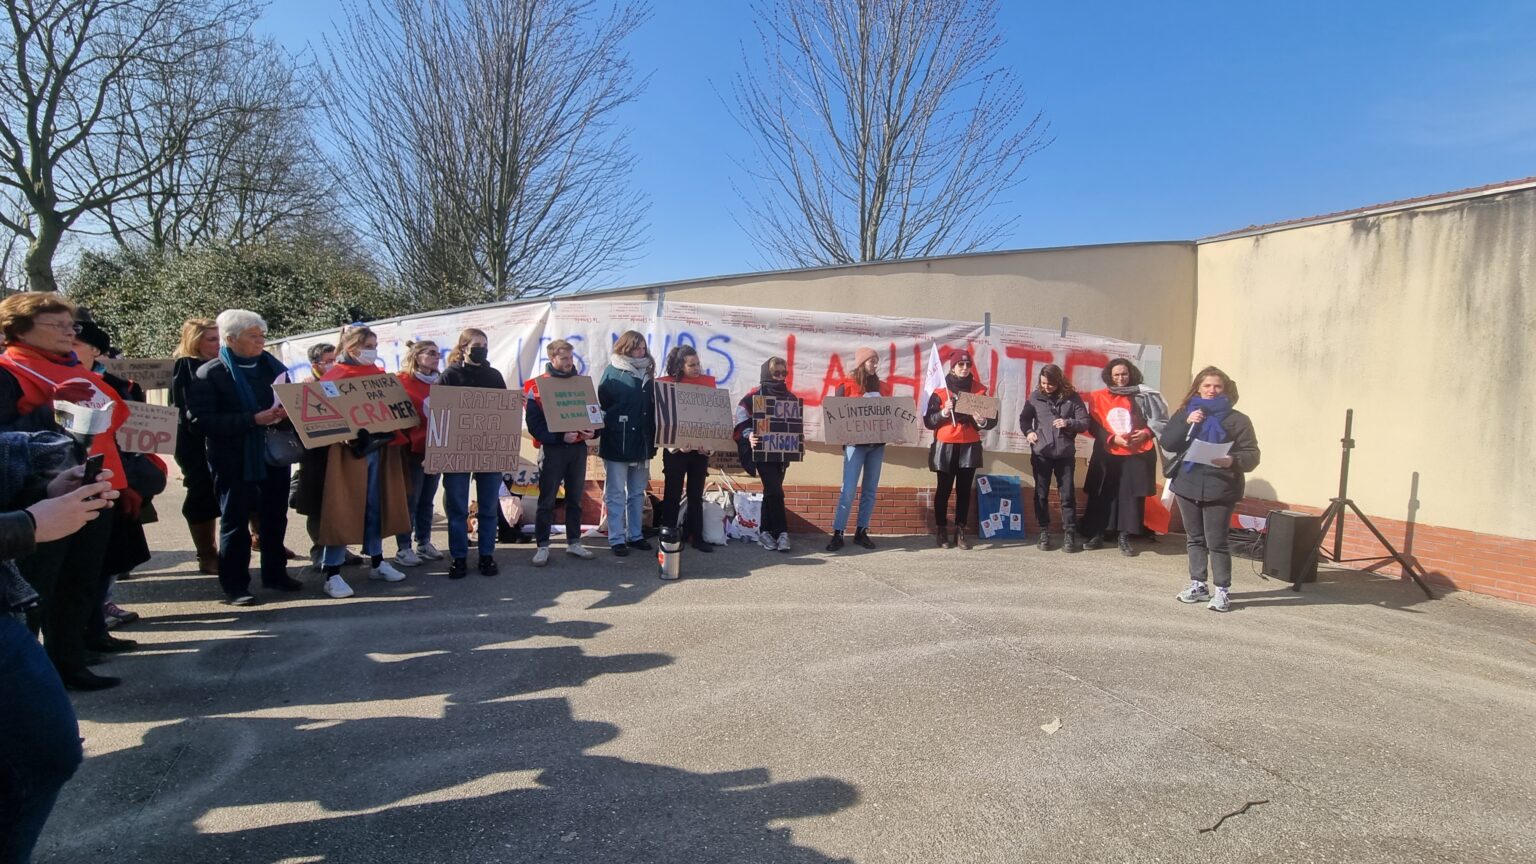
[[1161, 367, 1260, 613], [439, 328, 507, 579], [923, 351, 996, 550], [394, 340, 444, 566]]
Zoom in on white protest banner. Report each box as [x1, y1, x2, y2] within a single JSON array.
[[425, 386, 525, 473], [654, 381, 735, 451], [821, 396, 920, 446], [274, 299, 1159, 455], [114, 401, 179, 454], [101, 358, 176, 390]]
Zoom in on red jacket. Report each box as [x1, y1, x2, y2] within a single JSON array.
[[397, 372, 432, 454], [0, 344, 130, 489], [924, 381, 995, 446]]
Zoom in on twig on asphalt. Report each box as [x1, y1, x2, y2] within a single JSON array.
[[1197, 800, 1269, 834]]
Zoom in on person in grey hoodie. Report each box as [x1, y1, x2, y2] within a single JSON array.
[[1018, 364, 1089, 552]]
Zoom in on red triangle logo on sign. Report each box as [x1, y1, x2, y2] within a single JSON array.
[[299, 384, 345, 422]]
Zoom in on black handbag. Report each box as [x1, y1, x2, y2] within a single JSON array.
[[348, 429, 392, 458], [264, 427, 305, 466]]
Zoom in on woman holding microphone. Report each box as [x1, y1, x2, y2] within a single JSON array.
[[1161, 367, 1260, 612]]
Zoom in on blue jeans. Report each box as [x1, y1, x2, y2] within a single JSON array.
[[395, 453, 440, 551], [442, 471, 501, 560], [323, 450, 383, 567], [0, 614, 82, 864], [603, 460, 650, 545], [833, 444, 885, 532]]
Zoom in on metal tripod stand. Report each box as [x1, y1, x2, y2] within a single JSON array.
[[1300, 409, 1433, 597]]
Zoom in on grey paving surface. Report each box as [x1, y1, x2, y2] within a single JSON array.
[[36, 489, 1536, 864]]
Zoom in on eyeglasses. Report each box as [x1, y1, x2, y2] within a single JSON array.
[[38, 321, 83, 334]]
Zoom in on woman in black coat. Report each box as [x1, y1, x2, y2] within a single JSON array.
[[1018, 363, 1089, 552], [1159, 366, 1260, 613], [171, 317, 222, 574]]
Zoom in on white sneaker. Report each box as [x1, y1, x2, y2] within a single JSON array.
[[324, 574, 355, 598], [393, 548, 422, 567], [1208, 588, 1231, 613], [1176, 582, 1211, 604], [775, 532, 791, 552], [416, 542, 444, 561], [532, 546, 550, 567], [758, 531, 777, 551], [566, 542, 594, 560], [370, 561, 407, 582]]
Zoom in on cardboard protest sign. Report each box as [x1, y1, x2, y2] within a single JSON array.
[[953, 390, 1000, 422], [821, 396, 920, 446], [101, 358, 175, 390], [538, 375, 604, 433], [750, 393, 803, 461], [114, 401, 179, 454], [424, 386, 525, 474], [323, 374, 418, 435], [273, 382, 354, 449], [654, 381, 736, 451]]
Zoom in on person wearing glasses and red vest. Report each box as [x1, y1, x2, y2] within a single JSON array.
[[923, 351, 996, 550]]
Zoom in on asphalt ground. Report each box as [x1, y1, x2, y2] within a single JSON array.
[[33, 485, 1536, 863]]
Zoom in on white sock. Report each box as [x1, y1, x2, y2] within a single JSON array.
[[1215, 586, 1229, 595], [1191, 580, 1206, 592]]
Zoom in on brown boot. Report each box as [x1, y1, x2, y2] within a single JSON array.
[[955, 528, 971, 550], [936, 525, 951, 549], [189, 520, 219, 575]]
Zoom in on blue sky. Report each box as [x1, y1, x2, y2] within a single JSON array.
[[260, 0, 1536, 288]]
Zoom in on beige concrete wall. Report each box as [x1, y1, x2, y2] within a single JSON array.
[[1195, 188, 1536, 540], [599, 243, 1197, 487]]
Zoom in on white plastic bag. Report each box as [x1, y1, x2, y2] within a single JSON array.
[[727, 492, 764, 542]]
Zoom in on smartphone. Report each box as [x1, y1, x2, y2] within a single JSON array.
[[81, 453, 105, 486]]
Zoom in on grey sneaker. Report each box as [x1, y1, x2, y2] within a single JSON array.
[[775, 532, 791, 552], [758, 531, 777, 551], [566, 542, 594, 560], [532, 546, 550, 567], [1177, 582, 1211, 604], [1208, 588, 1231, 612]]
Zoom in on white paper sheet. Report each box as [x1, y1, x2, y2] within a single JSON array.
[[1184, 439, 1232, 466]]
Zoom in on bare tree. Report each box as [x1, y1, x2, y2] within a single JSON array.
[[93, 36, 330, 251], [323, 0, 649, 304], [0, 0, 260, 292], [734, 0, 1051, 267]]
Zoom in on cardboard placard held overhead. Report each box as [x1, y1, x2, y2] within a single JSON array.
[[953, 390, 1000, 422], [538, 375, 604, 433], [821, 396, 921, 446], [750, 393, 803, 461], [101, 358, 176, 390], [114, 401, 179, 454], [273, 382, 355, 449], [424, 386, 525, 474], [654, 381, 736, 451]]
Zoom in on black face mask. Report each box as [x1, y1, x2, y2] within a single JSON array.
[[468, 346, 488, 365]]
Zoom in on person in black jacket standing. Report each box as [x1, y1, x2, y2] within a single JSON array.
[[1159, 366, 1260, 613], [525, 339, 598, 566], [1019, 364, 1089, 552], [439, 327, 507, 579]]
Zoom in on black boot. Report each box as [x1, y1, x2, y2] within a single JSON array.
[[955, 528, 971, 550], [1037, 532, 1051, 551], [825, 531, 844, 552], [1118, 533, 1136, 557], [853, 528, 876, 549], [1063, 531, 1080, 554], [1084, 533, 1104, 550], [936, 525, 950, 548]]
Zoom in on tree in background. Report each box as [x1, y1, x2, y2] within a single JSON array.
[[323, 0, 649, 306], [733, 0, 1051, 267], [0, 0, 262, 291]]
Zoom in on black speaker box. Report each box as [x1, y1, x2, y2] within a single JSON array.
[[1262, 510, 1321, 584]]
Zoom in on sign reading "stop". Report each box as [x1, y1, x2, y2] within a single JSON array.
[[114, 402, 180, 455]]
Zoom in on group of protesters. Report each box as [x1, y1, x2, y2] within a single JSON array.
[[0, 291, 1261, 862]]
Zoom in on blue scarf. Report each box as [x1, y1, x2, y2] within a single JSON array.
[[1183, 395, 1231, 472], [220, 346, 269, 482]]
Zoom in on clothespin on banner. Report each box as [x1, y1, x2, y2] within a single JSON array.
[[1059, 317, 1069, 339], [983, 312, 992, 337], [655, 288, 665, 317], [1135, 342, 1146, 362]]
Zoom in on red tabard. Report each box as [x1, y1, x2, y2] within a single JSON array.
[[1083, 389, 1155, 456]]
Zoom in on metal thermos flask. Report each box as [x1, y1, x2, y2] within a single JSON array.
[[658, 527, 682, 580]]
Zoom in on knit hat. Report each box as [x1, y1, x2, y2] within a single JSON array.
[[74, 319, 113, 354], [854, 346, 877, 370]]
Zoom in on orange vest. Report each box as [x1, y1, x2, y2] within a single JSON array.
[[931, 384, 984, 445], [0, 344, 129, 489]]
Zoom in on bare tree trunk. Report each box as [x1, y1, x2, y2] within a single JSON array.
[[24, 214, 65, 292]]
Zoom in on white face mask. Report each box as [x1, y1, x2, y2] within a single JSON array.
[[357, 348, 379, 365]]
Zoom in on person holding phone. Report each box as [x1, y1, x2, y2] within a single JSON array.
[[924, 351, 996, 550], [1019, 363, 1089, 552], [1161, 366, 1261, 612]]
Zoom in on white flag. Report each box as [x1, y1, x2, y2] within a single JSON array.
[[918, 342, 945, 414]]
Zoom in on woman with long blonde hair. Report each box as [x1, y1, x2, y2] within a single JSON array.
[[170, 317, 222, 574], [394, 339, 444, 565]]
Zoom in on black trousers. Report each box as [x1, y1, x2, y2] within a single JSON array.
[[536, 445, 587, 546], [933, 467, 977, 528], [1030, 455, 1077, 534], [757, 462, 789, 536], [214, 463, 293, 597], [662, 449, 709, 541], [18, 512, 113, 676]]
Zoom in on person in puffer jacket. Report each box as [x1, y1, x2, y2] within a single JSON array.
[[1018, 363, 1089, 552], [597, 330, 656, 558]]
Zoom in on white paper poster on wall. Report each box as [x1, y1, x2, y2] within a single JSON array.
[[275, 298, 1160, 456]]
